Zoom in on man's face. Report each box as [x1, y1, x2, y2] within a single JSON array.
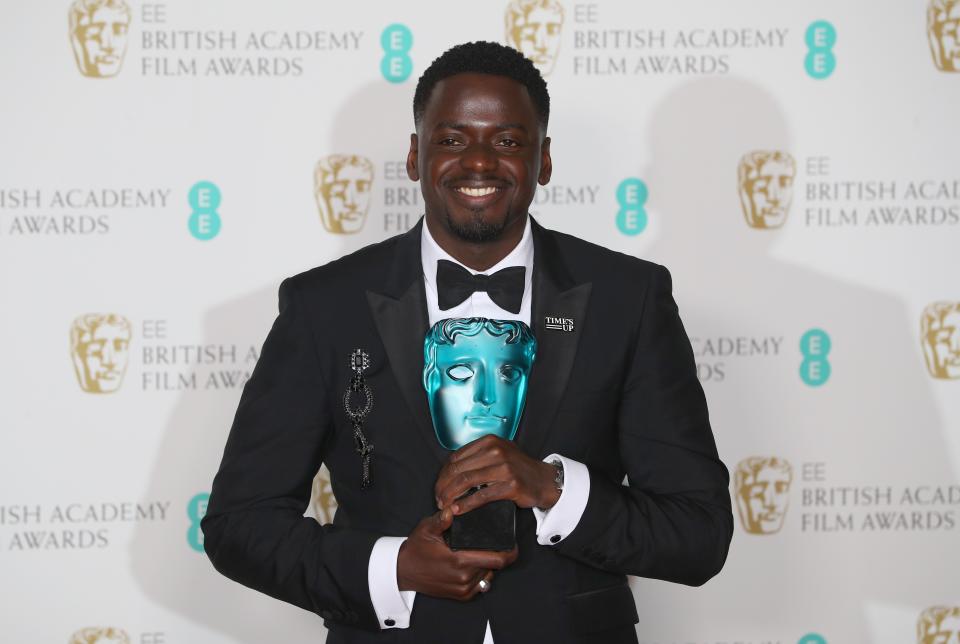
[[72, 6, 130, 77], [737, 465, 791, 534], [508, 4, 564, 74], [426, 331, 534, 450], [74, 322, 131, 393], [408, 73, 551, 244], [932, 3, 960, 71], [745, 159, 794, 228], [922, 614, 960, 644], [925, 309, 960, 378], [316, 160, 373, 234]]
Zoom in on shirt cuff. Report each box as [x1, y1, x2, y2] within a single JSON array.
[[367, 536, 416, 629], [531, 454, 590, 546]]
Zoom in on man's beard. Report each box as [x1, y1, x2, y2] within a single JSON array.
[[445, 209, 511, 243]]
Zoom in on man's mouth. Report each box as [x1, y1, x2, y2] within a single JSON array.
[[447, 180, 508, 208], [456, 187, 500, 197]]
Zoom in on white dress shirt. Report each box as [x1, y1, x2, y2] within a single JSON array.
[[367, 218, 591, 643]]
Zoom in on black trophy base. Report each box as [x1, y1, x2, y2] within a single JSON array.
[[444, 493, 516, 551]]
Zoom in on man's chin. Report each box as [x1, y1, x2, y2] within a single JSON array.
[[445, 210, 511, 243]]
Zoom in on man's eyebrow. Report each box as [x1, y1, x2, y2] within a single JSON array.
[[435, 121, 528, 132]]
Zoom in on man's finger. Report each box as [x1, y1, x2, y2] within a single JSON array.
[[455, 547, 518, 571], [438, 465, 505, 508], [448, 434, 505, 463], [426, 507, 454, 535], [435, 454, 505, 505], [450, 481, 512, 515]]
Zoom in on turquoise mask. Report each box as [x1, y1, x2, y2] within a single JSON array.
[[423, 318, 537, 450]]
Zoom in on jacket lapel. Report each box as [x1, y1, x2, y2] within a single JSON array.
[[366, 219, 449, 464], [518, 218, 592, 458]]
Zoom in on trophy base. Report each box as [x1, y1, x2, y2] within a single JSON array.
[[444, 493, 516, 551]]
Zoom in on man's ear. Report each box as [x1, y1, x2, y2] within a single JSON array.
[[407, 133, 420, 181], [538, 136, 552, 186]]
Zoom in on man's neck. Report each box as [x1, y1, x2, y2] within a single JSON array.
[[424, 214, 528, 272]]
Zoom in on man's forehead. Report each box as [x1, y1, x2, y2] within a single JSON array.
[[421, 74, 538, 127]]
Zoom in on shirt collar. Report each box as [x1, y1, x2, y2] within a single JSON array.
[[421, 217, 533, 290]]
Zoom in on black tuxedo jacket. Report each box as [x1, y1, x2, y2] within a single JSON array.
[[202, 218, 733, 644]]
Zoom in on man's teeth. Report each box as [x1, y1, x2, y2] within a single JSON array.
[[457, 187, 499, 197]]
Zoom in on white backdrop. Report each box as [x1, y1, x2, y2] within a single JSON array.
[[1, 1, 958, 643]]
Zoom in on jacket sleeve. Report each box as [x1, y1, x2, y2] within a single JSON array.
[[554, 264, 733, 586], [201, 277, 382, 630]]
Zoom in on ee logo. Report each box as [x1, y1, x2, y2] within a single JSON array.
[[800, 328, 831, 387], [798, 634, 826, 644], [187, 492, 210, 553], [188, 181, 221, 241], [616, 178, 648, 236], [805, 20, 836, 79], [381, 24, 413, 83]]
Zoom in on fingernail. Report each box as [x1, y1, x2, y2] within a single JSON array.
[[451, 504, 460, 514]]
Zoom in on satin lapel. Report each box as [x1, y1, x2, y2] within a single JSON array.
[[518, 219, 592, 458], [365, 220, 448, 464]]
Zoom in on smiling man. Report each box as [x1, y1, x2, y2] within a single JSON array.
[[203, 41, 732, 644]]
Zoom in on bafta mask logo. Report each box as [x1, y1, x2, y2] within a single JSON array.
[[69, 0, 132, 78], [738, 151, 796, 229], [314, 155, 374, 234], [423, 318, 537, 450], [310, 467, 338, 524], [69, 627, 131, 644], [70, 314, 132, 394], [928, 0, 960, 72], [921, 302, 960, 379], [734, 457, 793, 535], [918, 606, 960, 644], [505, 0, 565, 75]]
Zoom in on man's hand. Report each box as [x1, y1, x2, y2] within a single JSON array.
[[434, 435, 561, 516], [397, 508, 518, 600]]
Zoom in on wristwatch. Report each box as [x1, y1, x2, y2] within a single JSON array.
[[549, 458, 564, 493]]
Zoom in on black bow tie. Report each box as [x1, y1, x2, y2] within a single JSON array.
[[436, 259, 525, 314]]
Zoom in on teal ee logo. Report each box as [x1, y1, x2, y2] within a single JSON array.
[[616, 178, 648, 235], [800, 328, 831, 386], [381, 24, 413, 83], [188, 181, 221, 241], [798, 634, 826, 644], [187, 492, 210, 553], [805, 21, 836, 79]]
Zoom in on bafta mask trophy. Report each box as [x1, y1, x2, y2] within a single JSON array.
[[423, 318, 537, 550]]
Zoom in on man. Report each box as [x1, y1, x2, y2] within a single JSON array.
[[203, 41, 732, 644]]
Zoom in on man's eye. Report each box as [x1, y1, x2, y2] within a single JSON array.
[[446, 365, 474, 381], [497, 139, 519, 148], [438, 138, 462, 146]]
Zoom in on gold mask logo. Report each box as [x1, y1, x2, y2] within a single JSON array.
[[69, 627, 131, 644], [918, 606, 960, 644], [310, 467, 339, 524], [738, 151, 796, 230], [69, 0, 132, 78], [928, 0, 960, 72], [70, 314, 132, 394], [921, 302, 960, 379], [314, 155, 374, 234], [505, 0, 565, 76], [734, 456, 793, 535]]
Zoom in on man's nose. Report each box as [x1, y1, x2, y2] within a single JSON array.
[[460, 143, 498, 174]]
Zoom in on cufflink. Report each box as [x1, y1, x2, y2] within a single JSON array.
[[550, 534, 561, 544], [384, 618, 396, 627]]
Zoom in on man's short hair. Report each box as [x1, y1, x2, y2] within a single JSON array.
[[413, 41, 550, 130]]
